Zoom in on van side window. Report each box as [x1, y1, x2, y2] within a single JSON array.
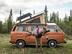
[[17, 26, 23, 32], [47, 24, 62, 32], [23, 26, 26, 31]]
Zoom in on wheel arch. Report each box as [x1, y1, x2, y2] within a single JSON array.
[[47, 39, 57, 44], [16, 39, 26, 44]]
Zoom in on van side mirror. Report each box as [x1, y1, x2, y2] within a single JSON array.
[[56, 29, 58, 32]]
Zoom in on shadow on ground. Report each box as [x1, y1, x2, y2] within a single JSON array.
[[10, 44, 63, 49]]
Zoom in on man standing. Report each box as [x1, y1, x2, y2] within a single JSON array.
[[33, 25, 43, 51]]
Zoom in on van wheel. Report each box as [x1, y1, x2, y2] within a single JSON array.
[[16, 40, 26, 48], [48, 40, 57, 48]]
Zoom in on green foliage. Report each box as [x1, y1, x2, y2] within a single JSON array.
[[7, 9, 13, 33], [64, 14, 69, 23], [69, 16, 72, 21], [2, 22, 8, 33], [50, 12, 59, 23], [7, 18, 13, 33], [50, 12, 72, 36], [0, 9, 14, 33], [44, 5, 48, 23], [50, 12, 56, 22], [0, 21, 2, 33], [1, 19, 14, 34]]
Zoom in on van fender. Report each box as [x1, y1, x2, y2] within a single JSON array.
[[16, 39, 26, 44]]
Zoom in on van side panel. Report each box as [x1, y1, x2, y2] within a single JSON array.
[[45, 32, 65, 43], [10, 32, 29, 44]]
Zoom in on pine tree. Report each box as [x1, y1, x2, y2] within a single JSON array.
[[69, 16, 72, 21], [20, 10, 22, 22], [7, 9, 13, 33], [44, 5, 48, 23], [56, 12, 59, 21], [50, 12, 56, 22], [20, 10, 22, 16], [64, 14, 68, 23], [0, 21, 2, 33]]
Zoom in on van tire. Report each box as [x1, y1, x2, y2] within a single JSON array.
[[47, 40, 57, 48], [16, 40, 26, 48]]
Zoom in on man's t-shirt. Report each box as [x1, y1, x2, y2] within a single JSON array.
[[33, 27, 43, 38], [33, 28, 43, 38]]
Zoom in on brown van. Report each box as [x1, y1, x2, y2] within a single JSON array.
[[10, 23, 66, 48]]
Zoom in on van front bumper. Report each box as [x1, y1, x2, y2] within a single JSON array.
[[9, 41, 15, 44], [64, 40, 66, 43]]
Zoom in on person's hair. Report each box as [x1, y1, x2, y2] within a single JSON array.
[[36, 25, 38, 27]]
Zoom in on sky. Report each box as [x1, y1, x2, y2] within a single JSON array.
[[0, 0, 72, 22]]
